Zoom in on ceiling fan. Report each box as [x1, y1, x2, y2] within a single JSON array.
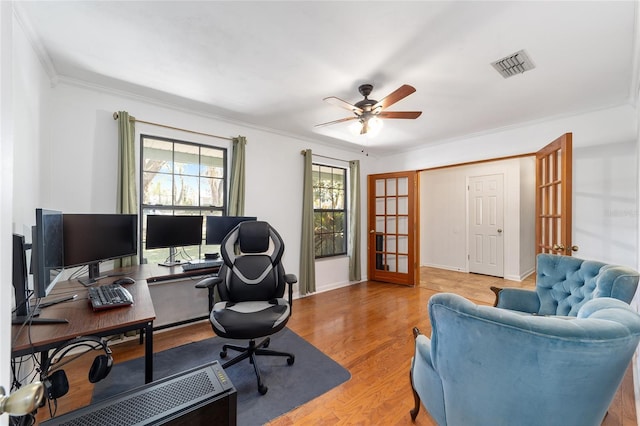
[[316, 84, 422, 135]]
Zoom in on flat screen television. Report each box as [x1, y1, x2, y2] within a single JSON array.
[[63, 213, 138, 286], [146, 215, 203, 266], [205, 216, 257, 245]]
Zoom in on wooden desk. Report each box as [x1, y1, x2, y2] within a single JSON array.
[[11, 267, 156, 383], [11, 263, 219, 384]]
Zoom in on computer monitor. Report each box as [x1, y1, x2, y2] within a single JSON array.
[[12, 209, 68, 324], [146, 215, 203, 266], [12, 233, 32, 321], [205, 216, 257, 245], [32, 208, 65, 298], [63, 214, 138, 286]]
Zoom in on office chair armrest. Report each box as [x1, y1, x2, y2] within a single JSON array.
[[284, 274, 298, 285], [196, 276, 223, 313], [283, 274, 297, 313], [195, 276, 222, 289]]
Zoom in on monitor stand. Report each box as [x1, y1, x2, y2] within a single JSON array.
[[78, 262, 108, 286], [11, 294, 77, 325], [159, 247, 182, 267], [12, 316, 69, 325]]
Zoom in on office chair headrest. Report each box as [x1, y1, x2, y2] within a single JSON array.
[[238, 221, 270, 253], [221, 221, 284, 267]]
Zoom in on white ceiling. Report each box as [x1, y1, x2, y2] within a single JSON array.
[[14, 1, 640, 155]]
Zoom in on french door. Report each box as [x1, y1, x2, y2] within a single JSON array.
[[367, 171, 419, 286], [536, 133, 575, 255]]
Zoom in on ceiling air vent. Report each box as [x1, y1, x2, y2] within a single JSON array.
[[491, 49, 535, 78]]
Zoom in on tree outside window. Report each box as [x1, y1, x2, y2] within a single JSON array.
[[140, 135, 226, 264], [313, 164, 347, 258]]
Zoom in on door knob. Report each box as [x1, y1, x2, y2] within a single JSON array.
[[497, 229, 503, 233]]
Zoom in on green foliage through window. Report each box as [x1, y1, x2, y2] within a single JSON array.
[[140, 135, 227, 264], [313, 164, 347, 258]]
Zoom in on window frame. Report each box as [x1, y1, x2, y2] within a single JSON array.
[[312, 162, 348, 259], [139, 134, 227, 264]]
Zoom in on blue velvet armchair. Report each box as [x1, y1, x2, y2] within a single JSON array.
[[493, 253, 639, 316], [410, 293, 640, 426]]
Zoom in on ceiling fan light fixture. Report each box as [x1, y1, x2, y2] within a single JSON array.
[[349, 115, 383, 137], [349, 120, 362, 136], [367, 116, 383, 136]]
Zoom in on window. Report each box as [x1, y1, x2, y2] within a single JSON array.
[[140, 135, 226, 264], [313, 164, 347, 258]]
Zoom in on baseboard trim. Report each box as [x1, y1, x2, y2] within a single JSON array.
[[422, 263, 467, 273]]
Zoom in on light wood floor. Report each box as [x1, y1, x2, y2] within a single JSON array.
[[35, 267, 636, 425]]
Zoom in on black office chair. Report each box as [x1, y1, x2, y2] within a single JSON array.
[[196, 221, 297, 394]]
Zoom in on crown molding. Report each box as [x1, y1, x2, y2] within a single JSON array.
[[12, 2, 59, 86]]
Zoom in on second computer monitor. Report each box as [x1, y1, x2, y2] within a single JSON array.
[[63, 213, 138, 285], [145, 215, 204, 250], [205, 216, 257, 245]]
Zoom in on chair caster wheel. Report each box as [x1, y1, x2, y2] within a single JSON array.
[[259, 385, 268, 395], [287, 356, 295, 365], [220, 351, 227, 358]]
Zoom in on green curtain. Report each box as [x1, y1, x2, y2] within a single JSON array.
[[349, 160, 361, 281], [300, 149, 316, 295], [115, 111, 138, 267], [228, 136, 246, 216]]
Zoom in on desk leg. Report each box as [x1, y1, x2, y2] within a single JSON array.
[[144, 321, 153, 383]]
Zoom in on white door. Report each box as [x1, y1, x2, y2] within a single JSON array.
[[468, 174, 504, 277]]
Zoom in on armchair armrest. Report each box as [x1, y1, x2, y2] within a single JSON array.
[[413, 327, 433, 366], [492, 287, 540, 314]]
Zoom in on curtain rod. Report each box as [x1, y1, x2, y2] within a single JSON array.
[[300, 150, 350, 163], [113, 112, 233, 141]]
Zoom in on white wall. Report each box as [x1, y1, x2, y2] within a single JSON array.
[[419, 157, 535, 281], [376, 105, 639, 268], [573, 140, 638, 266]]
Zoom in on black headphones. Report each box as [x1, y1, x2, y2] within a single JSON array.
[[39, 336, 113, 400]]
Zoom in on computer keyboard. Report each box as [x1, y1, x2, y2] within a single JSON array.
[[182, 259, 223, 272], [88, 283, 134, 311]]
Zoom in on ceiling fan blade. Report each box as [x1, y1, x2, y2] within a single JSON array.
[[314, 116, 359, 128], [372, 84, 416, 110], [323, 96, 364, 115], [377, 111, 422, 119]]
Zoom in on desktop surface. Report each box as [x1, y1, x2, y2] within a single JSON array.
[[11, 268, 156, 356], [11, 262, 218, 351]]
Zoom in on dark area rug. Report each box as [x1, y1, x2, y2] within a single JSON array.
[[92, 328, 350, 425]]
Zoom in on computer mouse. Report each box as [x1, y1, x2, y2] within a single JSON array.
[[113, 277, 135, 286]]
